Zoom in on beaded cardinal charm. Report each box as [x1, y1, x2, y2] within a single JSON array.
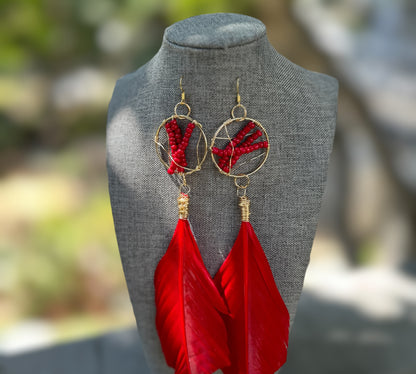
[[211, 78, 290, 374], [153, 77, 230, 374]]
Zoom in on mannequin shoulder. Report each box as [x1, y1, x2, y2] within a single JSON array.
[[304, 69, 339, 103], [269, 48, 339, 105], [109, 65, 148, 108]]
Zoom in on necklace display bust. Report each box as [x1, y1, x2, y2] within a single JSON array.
[[107, 13, 338, 373]]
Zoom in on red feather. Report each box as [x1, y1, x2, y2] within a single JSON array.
[[214, 221, 290, 374], [154, 218, 231, 374]]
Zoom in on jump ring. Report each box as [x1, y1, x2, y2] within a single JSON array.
[[231, 103, 247, 119], [234, 175, 250, 189], [174, 102, 191, 117]]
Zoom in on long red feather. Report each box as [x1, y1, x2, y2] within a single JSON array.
[[154, 218, 231, 374], [214, 221, 290, 374]]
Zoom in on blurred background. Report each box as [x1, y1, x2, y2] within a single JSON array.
[[0, 0, 415, 373]]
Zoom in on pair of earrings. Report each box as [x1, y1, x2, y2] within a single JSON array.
[[153, 77, 289, 374]]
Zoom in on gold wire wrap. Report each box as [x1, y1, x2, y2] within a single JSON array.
[[239, 195, 250, 222], [154, 77, 208, 176], [154, 115, 207, 175], [209, 78, 269, 179], [210, 116, 269, 178], [178, 193, 189, 219]]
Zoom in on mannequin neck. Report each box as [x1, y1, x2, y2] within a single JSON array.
[[162, 13, 267, 50], [149, 13, 277, 82]]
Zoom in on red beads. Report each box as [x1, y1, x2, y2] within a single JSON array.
[[213, 121, 268, 173], [165, 119, 195, 174]]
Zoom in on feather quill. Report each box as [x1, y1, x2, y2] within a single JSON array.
[[154, 217, 231, 374], [214, 220, 290, 374]]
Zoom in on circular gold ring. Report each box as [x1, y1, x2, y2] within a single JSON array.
[[210, 117, 270, 178], [174, 102, 191, 117], [154, 114, 207, 176], [231, 103, 247, 120], [234, 175, 250, 189]]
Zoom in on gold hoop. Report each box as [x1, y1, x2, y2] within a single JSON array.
[[210, 117, 270, 178], [234, 175, 250, 189], [154, 114, 207, 176], [154, 77, 207, 176], [174, 102, 191, 117], [231, 103, 247, 120]]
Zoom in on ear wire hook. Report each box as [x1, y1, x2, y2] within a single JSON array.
[[175, 76, 191, 116], [231, 77, 247, 119], [236, 77, 241, 105], [179, 76, 185, 103]]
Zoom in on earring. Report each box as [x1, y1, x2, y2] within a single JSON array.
[[153, 77, 230, 374], [210, 78, 290, 374]]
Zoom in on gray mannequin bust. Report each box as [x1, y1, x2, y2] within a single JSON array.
[[106, 13, 338, 374]]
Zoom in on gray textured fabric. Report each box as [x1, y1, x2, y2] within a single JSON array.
[[106, 13, 338, 374]]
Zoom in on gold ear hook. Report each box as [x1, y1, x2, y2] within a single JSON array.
[[236, 77, 241, 105], [230, 77, 247, 119], [180, 76, 185, 103]]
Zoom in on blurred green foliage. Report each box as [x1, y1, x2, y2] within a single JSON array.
[[0, 0, 253, 152], [0, 0, 252, 74], [0, 138, 123, 321], [17, 188, 119, 317]]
